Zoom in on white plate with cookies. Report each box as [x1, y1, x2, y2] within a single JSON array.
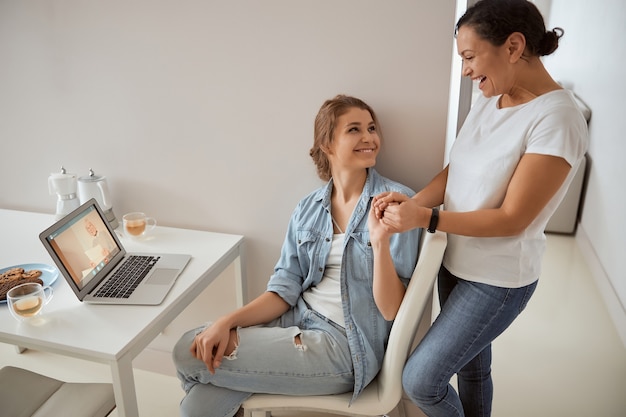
[[0, 263, 59, 304]]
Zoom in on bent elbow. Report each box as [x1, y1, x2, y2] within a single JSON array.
[[505, 224, 528, 236], [382, 312, 397, 322], [380, 307, 399, 322], [374, 297, 402, 321], [505, 217, 537, 236]]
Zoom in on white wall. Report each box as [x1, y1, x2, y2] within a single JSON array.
[[0, 1, 455, 300], [542, 0, 626, 344]]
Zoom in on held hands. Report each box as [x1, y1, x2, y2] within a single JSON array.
[[368, 199, 393, 244], [372, 192, 423, 233]]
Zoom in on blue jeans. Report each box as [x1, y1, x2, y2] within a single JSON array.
[[172, 301, 354, 417], [402, 267, 537, 417]]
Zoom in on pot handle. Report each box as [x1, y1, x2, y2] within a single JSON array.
[[97, 181, 112, 209]]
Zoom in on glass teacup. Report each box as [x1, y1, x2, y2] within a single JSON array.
[[7, 282, 54, 322]]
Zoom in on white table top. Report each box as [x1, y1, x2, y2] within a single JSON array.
[[0, 208, 244, 363]]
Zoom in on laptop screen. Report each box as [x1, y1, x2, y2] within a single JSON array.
[[41, 202, 122, 290]]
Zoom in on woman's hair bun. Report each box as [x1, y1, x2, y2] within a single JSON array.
[[539, 27, 564, 56]]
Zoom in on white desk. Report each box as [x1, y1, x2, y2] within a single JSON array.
[[0, 209, 245, 417]]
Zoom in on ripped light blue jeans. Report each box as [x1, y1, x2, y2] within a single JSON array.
[[402, 267, 538, 417], [172, 300, 354, 417]]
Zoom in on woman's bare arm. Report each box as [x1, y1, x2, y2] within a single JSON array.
[[191, 291, 290, 372], [378, 154, 571, 237]]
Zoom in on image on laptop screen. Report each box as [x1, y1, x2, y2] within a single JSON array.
[[42, 204, 121, 290]]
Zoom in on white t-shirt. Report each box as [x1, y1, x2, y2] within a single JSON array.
[[302, 233, 345, 327], [444, 90, 588, 288]]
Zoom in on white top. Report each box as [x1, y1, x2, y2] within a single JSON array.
[[444, 90, 588, 288], [303, 233, 345, 327]]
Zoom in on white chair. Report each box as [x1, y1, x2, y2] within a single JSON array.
[[0, 366, 115, 417], [242, 230, 447, 417]]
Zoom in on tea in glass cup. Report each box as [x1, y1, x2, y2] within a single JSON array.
[[123, 212, 157, 238], [7, 282, 54, 322]]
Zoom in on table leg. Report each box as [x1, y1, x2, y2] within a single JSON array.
[[109, 355, 140, 417], [234, 253, 246, 307]]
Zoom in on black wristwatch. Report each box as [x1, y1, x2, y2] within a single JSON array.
[[427, 207, 439, 233]]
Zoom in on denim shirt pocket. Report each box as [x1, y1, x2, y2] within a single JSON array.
[[296, 229, 325, 285], [345, 230, 373, 283]]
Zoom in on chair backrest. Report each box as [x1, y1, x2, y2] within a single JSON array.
[[241, 230, 447, 417], [375, 229, 447, 403]]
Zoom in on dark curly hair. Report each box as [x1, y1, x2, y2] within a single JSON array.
[[456, 0, 563, 57], [310, 95, 381, 181]]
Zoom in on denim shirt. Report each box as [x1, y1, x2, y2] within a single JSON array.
[[266, 168, 421, 402]]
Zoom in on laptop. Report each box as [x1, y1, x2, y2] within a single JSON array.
[[39, 198, 191, 305]]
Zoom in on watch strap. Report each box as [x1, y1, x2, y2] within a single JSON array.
[[427, 207, 439, 233]]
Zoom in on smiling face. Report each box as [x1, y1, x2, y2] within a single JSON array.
[[326, 107, 380, 174], [457, 25, 514, 98]]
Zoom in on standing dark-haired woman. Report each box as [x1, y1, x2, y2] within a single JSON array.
[[372, 1, 588, 416]]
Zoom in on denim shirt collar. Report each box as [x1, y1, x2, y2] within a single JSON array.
[[315, 168, 376, 235]]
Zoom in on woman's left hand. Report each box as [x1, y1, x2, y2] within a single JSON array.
[[368, 197, 408, 321], [372, 192, 408, 219], [368, 200, 393, 243], [373, 192, 424, 234], [191, 318, 233, 374]]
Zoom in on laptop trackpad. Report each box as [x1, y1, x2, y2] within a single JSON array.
[[146, 269, 177, 285]]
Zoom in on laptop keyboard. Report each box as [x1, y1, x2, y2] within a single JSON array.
[[93, 255, 159, 298]]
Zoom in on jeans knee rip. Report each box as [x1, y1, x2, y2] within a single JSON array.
[[224, 327, 241, 361], [294, 333, 307, 352]]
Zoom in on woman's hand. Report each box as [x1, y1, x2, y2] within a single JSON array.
[[372, 192, 408, 219], [188, 292, 290, 374], [368, 199, 404, 320], [368, 199, 393, 244], [373, 192, 424, 233], [190, 317, 234, 374]]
